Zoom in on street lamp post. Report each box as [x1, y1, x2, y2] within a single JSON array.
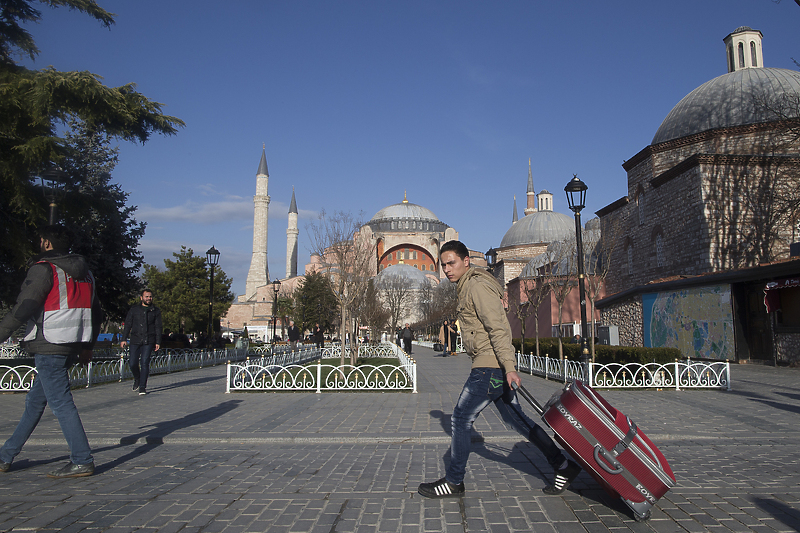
[[272, 279, 281, 345], [206, 246, 220, 342], [564, 175, 590, 365], [40, 166, 68, 225]]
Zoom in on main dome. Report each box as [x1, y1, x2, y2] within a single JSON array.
[[499, 211, 574, 248], [652, 67, 800, 145], [371, 201, 440, 223]]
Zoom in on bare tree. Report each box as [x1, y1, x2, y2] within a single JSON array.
[[507, 283, 532, 354], [307, 210, 376, 365], [520, 271, 552, 358], [543, 238, 578, 363], [583, 219, 621, 361], [359, 280, 390, 343], [376, 274, 416, 332]]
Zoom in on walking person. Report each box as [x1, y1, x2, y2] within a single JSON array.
[[313, 323, 324, 349], [121, 289, 162, 395], [401, 323, 413, 354], [439, 320, 457, 356], [0, 225, 102, 478], [418, 240, 580, 499], [287, 320, 301, 351]]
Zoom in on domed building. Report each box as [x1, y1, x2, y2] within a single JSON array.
[[486, 160, 577, 289], [365, 192, 459, 276], [597, 27, 800, 362]]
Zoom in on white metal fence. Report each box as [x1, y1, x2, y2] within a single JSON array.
[[516, 352, 731, 390], [226, 342, 417, 393]]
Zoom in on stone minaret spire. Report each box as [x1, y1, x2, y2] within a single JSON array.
[[512, 195, 518, 224], [286, 187, 298, 278], [524, 158, 537, 216], [245, 145, 271, 300]]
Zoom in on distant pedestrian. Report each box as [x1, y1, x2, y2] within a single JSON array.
[[401, 323, 413, 354], [439, 320, 457, 356], [287, 320, 301, 350], [313, 323, 324, 348], [395, 327, 401, 347], [121, 289, 162, 395], [0, 225, 102, 478]]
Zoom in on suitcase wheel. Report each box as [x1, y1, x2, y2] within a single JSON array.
[[633, 510, 651, 522]]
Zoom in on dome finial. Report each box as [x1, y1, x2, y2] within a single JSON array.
[[402, 191, 408, 204]]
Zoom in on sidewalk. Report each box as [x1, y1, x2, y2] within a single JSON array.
[[0, 346, 799, 532]]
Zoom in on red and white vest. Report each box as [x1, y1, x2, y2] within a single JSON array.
[[24, 262, 95, 344]]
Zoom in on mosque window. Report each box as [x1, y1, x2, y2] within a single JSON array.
[[656, 234, 665, 267], [413, 251, 417, 260], [727, 45, 735, 72], [430, 265, 435, 271], [391, 221, 396, 230], [750, 41, 758, 67], [387, 252, 392, 261], [738, 42, 745, 68]]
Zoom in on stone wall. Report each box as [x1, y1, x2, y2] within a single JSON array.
[[775, 331, 800, 365], [598, 296, 643, 347]]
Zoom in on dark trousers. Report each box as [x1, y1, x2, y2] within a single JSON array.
[[129, 343, 154, 390], [403, 338, 412, 354]]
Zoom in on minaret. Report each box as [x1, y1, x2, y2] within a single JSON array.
[[286, 187, 298, 278], [512, 195, 518, 224], [245, 146, 270, 300], [524, 158, 537, 216]]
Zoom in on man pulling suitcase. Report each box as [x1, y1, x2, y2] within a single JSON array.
[[418, 240, 581, 499]]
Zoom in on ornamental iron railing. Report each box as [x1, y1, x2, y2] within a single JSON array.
[[0, 347, 256, 393], [227, 343, 417, 393], [516, 352, 731, 390]]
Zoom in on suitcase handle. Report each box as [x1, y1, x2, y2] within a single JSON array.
[[594, 445, 624, 475], [510, 382, 545, 416]]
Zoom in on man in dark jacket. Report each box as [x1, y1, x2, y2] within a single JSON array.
[[401, 323, 413, 354], [0, 226, 102, 478], [287, 320, 301, 351], [121, 289, 162, 395]]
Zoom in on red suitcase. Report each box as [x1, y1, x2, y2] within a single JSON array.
[[515, 380, 675, 522]]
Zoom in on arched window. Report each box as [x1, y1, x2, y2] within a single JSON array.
[[750, 41, 758, 67], [413, 251, 417, 260], [738, 42, 745, 68], [387, 252, 392, 261], [727, 45, 735, 72]]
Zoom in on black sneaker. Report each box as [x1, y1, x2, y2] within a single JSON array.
[[132, 380, 139, 392], [418, 477, 465, 499], [46, 461, 94, 478], [138, 388, 147, 395], [543, 460, 581, 495]]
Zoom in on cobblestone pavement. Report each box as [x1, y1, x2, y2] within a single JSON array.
[[1, 347, 799, 532]]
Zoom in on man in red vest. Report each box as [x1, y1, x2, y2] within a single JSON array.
[[0, 225, 103, 478]]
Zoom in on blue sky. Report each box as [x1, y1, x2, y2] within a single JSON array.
[[24, 0, 800, 297]]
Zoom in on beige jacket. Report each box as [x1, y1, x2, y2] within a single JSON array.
[[455, 267, 516, 373]]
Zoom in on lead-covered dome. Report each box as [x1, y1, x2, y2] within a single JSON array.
[[368, 196, 450, 233], [652, 67, 800, 145], [500, 211, 574, 248], [374, 263, 433, 288]]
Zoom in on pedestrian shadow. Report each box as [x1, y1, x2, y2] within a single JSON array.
[[753, 497, 800, 531], [92, 399, 243, 473], [749, 398, 800, 416], [147, 374, 222, 392]]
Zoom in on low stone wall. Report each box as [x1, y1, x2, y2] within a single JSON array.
[[599, 295, 643, 347], [775, 331, 800, 365]]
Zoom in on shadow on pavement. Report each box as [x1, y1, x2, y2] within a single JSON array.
[[92, 399, 243, 474], [753, 497, 800, 531]]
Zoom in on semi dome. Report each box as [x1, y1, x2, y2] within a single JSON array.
[[375, 263, 432, 288], [652, 67, 800, 145], [499, 211, 574, 248]]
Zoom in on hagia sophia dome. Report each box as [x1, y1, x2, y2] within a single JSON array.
[[374, 263, 434, 289], [652, 27, 800, 145], [367, 192, 450, 233]]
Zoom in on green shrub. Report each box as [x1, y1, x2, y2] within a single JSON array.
[[513, 337, 681, 364]]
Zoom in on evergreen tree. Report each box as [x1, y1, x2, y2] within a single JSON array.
[[292, 271, 338, 335], [0, 0, 184, 305], [142, 247, 234, 336]]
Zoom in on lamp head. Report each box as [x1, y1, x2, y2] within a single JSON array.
[[564, 174, 588, 214], [206, 245, 221, 266]]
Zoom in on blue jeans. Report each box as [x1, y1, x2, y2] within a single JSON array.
[[0, 354, 93, 465], [446, 368, 565, 485], [129, 343, 154, 390]]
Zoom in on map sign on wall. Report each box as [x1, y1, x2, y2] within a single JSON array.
[[642, 284, 734, 360]]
